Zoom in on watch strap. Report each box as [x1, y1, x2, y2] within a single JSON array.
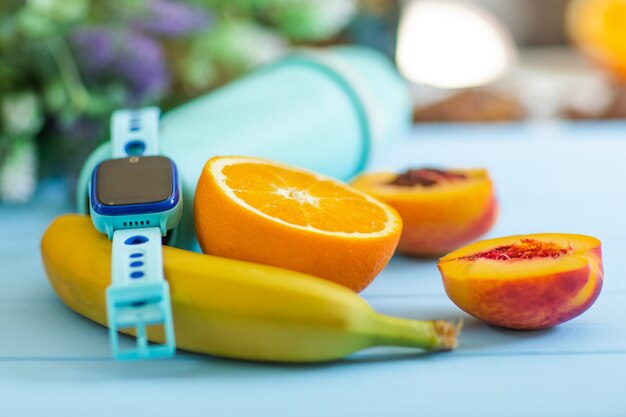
[[107, 227, 175, 360], [111, 107, 160, 158]]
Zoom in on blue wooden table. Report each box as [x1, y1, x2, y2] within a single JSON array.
[[1, 122, 625, 416]]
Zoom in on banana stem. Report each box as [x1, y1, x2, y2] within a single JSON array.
[[372, 314, 462, 351]]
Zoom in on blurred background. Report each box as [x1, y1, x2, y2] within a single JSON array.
[[1, 0, 625, 203]]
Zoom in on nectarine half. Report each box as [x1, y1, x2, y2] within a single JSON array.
[[351, 168, 497, 257], [438, 233, 603, 329]]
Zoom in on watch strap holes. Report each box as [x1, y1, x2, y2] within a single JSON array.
[[125, 141, 146, 156], [124, 235, 149, 245], [129, 115, 141, 132]]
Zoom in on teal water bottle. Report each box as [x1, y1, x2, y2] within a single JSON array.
[[77, 46, 412, 251]]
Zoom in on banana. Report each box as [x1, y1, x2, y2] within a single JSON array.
[[41, 214, 460, 363]]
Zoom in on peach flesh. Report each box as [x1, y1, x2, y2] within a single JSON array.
[[351, 168, 497, 257], [438, 235, 603, 330], [460, 239, 571, 261]]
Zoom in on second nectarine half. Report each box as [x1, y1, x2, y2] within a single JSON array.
[[438, 233, 603, 330]]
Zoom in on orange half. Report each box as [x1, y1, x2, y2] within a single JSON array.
[[194, 156, 403, 291]]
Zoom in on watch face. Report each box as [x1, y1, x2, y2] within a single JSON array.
[[95, 156, 174, 206]]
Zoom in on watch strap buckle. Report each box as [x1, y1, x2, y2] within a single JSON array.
[[106, 281, 175, 360]]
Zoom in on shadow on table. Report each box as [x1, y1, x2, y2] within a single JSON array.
[[2, 284, 561, 384]]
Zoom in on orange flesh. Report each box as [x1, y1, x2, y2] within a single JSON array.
[[460, 239, 572, 261], [221, 162, 390, 234], [195, 156, 403, 292]]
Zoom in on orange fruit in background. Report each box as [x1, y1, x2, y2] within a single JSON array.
[[567, 0, 626, 80], [194, 156, 403, 292]]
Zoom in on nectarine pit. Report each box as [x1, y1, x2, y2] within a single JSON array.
[[390, 168, 467, 187], [462, 239, 571, 261]]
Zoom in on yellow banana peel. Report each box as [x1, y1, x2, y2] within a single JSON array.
[[41, 214, 460, 363]]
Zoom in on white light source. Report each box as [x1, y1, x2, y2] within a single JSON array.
[[396, 0, 516, 89]]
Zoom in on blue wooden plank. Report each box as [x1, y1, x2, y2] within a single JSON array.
[[1, 122, 626, 417], [0, 353, 624, 417]]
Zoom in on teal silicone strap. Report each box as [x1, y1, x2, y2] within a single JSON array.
[[111, 107, 160, 157], [107, 227, 175, 360], [105, 107, 176, 360]]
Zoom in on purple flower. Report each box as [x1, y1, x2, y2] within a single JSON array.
[[116, 31, 170, 100], [134, 0, 212, 37], [68, 1, 214, 102], [71, 28, 117, 71], [71, 28, 170, 103]]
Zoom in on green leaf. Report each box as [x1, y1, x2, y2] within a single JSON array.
[[15, 7, 59, 38], [83, 91, 116, 116], [0, 61, 19, 91], [178, 20, 285, 91], [89, 0, 148, 23], [27, 0, 89, 24], [249, 0, 357, 42], [43, 78, 69, 113], [0, 0, 23, 15]]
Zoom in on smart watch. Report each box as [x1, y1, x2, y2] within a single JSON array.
[[89, 107, 181, 360]]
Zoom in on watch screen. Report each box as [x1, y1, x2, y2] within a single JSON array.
[[96, 156, 174, 206]]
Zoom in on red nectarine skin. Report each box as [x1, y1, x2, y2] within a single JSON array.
[[438, 234, 603, 330], [457, 265, 597, 329], [351, 168, 497, 257], [400, 194, 497, 255]]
